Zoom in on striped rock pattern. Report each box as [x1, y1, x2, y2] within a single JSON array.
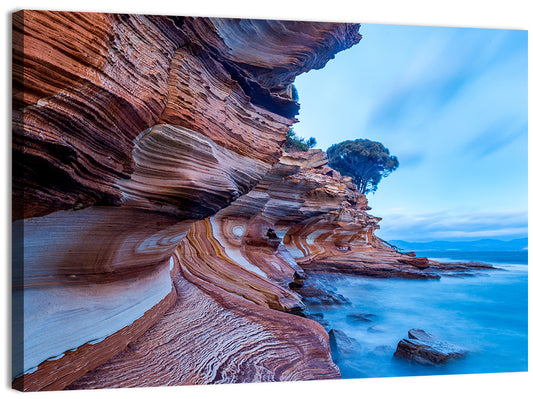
[[67, 249, 339, 389], [199, 149, 443, 283], [63, 147, 487, 389], [12, 10, 360, 391]]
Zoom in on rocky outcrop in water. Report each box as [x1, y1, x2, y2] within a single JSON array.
[[13, 11, 361, 391], [393, 329, 467, 365]]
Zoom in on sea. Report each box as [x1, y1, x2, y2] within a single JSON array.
[[306, 250, 528, 378]]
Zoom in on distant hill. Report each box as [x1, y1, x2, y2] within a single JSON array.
[[388, 238, 528, 252]]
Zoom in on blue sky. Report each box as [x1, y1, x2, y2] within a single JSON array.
[[294, 23, 528, 242]]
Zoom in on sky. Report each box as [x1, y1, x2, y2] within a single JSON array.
[[293, 23, 528, 243]]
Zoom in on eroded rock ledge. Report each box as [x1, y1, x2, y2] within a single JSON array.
[[14, 11, 489, 392], [13, 11, 360, 391]]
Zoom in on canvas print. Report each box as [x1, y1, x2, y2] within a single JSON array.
[[12, 10, 527, 391]]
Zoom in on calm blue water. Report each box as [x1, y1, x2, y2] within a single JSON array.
[[306, 251, 528, 378]]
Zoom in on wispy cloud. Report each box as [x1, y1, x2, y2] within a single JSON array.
[[396, 149, 425, 168], [376, 209, 528, 242], [462, 120, 527, 159], [295, 24, 527, 242], [366, 27, 527, 135]]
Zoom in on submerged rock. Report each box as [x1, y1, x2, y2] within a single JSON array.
[[347, 312, 376, 323], [328, 329, 360, 359], [298, 286, 350, 305], [371, 345, 393, 356], [393, 329, 467, 365], [290, 275, 351, 305], [367, 325, 386, 333], [428, 260, 496, 277]]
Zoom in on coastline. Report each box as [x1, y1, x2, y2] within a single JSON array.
[[9, 4, 529, 395], [302, 250, 528, 378]]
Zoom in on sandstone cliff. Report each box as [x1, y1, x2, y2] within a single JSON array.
[[14, 11, 484, 392], [12, 11, 361, 390], [65, 146, 481, 390]]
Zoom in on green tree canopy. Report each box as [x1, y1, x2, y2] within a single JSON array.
[[326, 139, 399, 194], [284, 127, 317, 152]]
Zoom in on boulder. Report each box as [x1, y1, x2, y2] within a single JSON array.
[[393, 329, 467, 365], [398, 256, 430, 269], [328, 329, 360, 359]]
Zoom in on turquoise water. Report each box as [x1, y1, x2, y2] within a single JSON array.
[[306, 251, 528, 378]]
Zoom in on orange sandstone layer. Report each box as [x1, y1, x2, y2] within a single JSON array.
[[65, 148, 472, 389], [13, 10, 360, 391], [67, 258, 339, 388], [193, 149, 489, 286], [13, 12, 361, 220], [13, 285, 178, 391]]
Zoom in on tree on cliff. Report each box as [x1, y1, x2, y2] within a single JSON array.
[[284, 127, 317, 152], [327, 139, 399, 194]]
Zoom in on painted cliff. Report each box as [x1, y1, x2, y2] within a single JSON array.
[[13, 11, 489, 391], [12, 10, 362, 390]]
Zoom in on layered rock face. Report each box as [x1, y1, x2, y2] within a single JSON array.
[[62, 149, 436, 390], [204, 149, 443, 287], [13, 10, 361, 391]]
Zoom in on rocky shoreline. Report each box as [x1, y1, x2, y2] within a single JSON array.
[[13, 11, 495, 391]]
